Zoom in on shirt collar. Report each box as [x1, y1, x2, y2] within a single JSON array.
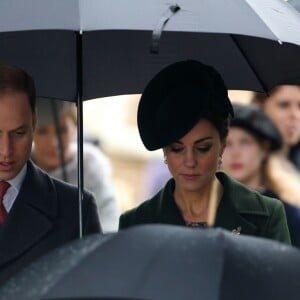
[[7, 163, 27, 192]]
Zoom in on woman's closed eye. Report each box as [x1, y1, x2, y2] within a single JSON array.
[[168, 145, 211, 153], [277, 100, 290, 109], [196, 146, 211, 153], [169, 146, 184, 153]]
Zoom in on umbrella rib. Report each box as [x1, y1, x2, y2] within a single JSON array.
[[229, 34, 268, 93]]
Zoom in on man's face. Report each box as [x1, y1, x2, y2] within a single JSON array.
[[0, 91, 36, 180]]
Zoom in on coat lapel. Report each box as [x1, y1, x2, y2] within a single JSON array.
[[215, 172, 270, 236], [0, 161, 58, 266], [153, 173, 270, 236]]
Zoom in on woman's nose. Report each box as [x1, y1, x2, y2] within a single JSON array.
[[291, 105, 300, 120], [184, 151, 197, 167]]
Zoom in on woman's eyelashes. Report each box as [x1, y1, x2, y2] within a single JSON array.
[[168, 144, 212, 153]]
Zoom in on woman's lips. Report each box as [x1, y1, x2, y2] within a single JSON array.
[[230, 163, 243, 170], [285, 126, 299, 137], [182, 174, 199, 180]]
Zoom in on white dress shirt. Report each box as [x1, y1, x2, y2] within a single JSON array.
[[3, 164, 27, 212]]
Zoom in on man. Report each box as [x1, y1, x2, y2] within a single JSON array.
[[0, 63, 101, 284]]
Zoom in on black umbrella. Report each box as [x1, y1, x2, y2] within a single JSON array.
[[1, 0, 300, 237], [0, 225, 299, 300], [1, 0, 300, 99]]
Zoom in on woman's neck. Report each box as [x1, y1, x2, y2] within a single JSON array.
[[241, 173, 264, 192], [174, 179, 222, 223], [279, 144, 290, 157]]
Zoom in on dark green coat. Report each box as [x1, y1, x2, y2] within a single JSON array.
[[119, 172, 291, 244]]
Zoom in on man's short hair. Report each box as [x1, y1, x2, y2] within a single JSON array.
[[0, 63, 36, 113]]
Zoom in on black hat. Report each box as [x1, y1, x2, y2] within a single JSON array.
[[137, 60, 234, 151], [230, 103, 282, 151]]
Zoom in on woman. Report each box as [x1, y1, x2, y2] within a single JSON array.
[[222, 103, 300, 246], [119, 60, 290, 244], [252, 86, 300, 208], [32, 98, 120, 233], [253, 85, 300, 170]]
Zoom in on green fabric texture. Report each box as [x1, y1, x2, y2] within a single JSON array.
[[119, 172, 291, 245]]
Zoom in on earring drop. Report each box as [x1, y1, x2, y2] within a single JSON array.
[[164, 156, 167, 164], [218, 156, 222, 169]]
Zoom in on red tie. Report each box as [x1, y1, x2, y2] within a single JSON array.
[[0, 181, 10, 224]]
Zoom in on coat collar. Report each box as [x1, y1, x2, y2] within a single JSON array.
[[154, 172, 270, 236], [0, 160, 58, 266], [214, 172, 270, 235]]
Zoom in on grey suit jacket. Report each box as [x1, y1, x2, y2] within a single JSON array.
[[0, 160, 101, 284]]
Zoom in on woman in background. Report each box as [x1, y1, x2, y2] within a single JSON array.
[[222, 103, 300, 246], [252, 86, 300, 209], [253, 85, 300, 170]]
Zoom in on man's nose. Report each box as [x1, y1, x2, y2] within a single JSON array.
[[0, 135, 13, 157]]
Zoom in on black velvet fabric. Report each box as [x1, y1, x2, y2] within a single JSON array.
[[137, 60, 234, 150], [230, 103, 282, 150]]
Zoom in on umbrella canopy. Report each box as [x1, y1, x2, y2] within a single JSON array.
[[0, 0, 300, 101], [0, 225, 300, 300]]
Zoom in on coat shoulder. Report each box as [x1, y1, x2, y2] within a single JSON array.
[[119, 194, 161, 229], [218, 171, 282, 215]]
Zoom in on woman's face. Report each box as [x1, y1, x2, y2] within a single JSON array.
[[222, 128, 267, 185], [263, 85, 300, 147], [33, 113, 76, 172], [163, 119, 225, 193]]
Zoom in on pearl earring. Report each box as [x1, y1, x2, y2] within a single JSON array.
[[164, 156, 167, 164]]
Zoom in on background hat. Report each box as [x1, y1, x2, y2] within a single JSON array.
[[230, 103, 282, 151], [137, 60, 234, 151], [36, 97, 72, 127]]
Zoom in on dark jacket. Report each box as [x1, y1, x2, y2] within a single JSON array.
[[0, 160, 101, 284], [119, 172, 291, 244], [262, 188, 300, 248]]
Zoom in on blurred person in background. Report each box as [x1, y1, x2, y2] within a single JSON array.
[[252, 85, 300, 208], [222, 103, 300, 247], [253, 85, 300, 170], [119, 60, 290, 244], [31, 98, 120, 233], [139, 158, 171, 200]]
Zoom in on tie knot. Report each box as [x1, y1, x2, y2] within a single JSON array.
[[0, 181, 10, 199]]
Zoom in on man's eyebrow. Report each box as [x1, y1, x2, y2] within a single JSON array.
[[9, 125, 29, 132]]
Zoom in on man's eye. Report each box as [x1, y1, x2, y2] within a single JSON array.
[[15, 131, 25, 136]]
